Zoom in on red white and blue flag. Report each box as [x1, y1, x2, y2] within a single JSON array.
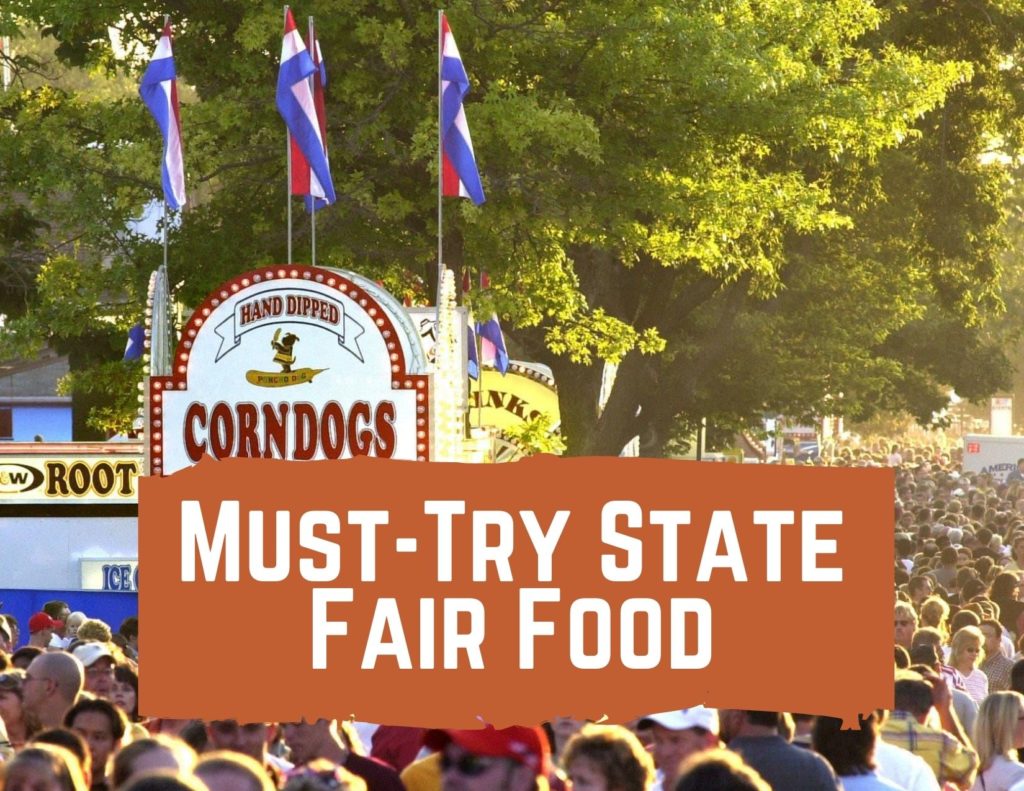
[[440, 14, 485, 205], [477, 314, 509, 374], [290, 21, 331, 213], [139, 21, 186, 209], [278, 8, 335, 208], [468, 313, 509, 379]]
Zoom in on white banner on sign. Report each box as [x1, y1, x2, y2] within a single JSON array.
[[212, 287, 366, 362]]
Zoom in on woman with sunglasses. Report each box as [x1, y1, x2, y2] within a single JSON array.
[[0, 669, 28, 752], [951, 626, 991, 705], [971, 691, 1024, 791]]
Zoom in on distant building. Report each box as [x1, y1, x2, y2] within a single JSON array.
[[0, 350, 73, 441]]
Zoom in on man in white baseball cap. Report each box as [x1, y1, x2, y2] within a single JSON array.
[[72, 642, 115, 700], [638, 707, 719, 791]]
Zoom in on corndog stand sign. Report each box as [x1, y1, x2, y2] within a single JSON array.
[[148, 266, 431, 475]]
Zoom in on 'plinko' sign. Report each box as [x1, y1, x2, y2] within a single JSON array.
[[139, 456, 894, 726], [149, 266, 430, 475]]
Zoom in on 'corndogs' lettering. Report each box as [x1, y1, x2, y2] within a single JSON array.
[[183, 400, 397, 461]]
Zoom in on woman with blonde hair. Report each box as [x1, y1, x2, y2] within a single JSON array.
[[951, 625, 991, 704], [971, 691, 1024, 790], [76, 619, 113, 644], [562, 724, 655, 791]]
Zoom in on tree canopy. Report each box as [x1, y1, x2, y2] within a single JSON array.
[[0, 0, 1021, 450]]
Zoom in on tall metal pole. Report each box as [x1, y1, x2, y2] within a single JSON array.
[[286, 127, 293, 265], [436, 9, 444, 307], [309, 16, 316, 267], [476, 322, 484, 428], [161, 198, 169, 285], [284, 6, 292, 265]]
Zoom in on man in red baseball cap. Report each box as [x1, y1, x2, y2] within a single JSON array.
[[424, 725, 550, 791], [27, 612, 63, 649]]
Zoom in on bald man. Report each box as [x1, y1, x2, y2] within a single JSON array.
[[22, 650, 84, 733]]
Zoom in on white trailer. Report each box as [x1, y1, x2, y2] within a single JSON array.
[[962, 434, 1024, 482]]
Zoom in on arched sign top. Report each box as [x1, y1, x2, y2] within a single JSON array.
[[149, 265, 431, 476], [322, 267, 429, 375]]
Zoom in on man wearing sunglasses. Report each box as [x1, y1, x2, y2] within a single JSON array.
[[424, 725, 550, 791]]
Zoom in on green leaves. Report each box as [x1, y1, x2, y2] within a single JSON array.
[[0, 0, 1020, 449]]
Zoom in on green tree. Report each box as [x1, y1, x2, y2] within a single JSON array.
[[0, 0, 1020, 449]]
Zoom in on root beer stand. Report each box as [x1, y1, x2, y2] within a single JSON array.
[[0, 441, 143, 631]]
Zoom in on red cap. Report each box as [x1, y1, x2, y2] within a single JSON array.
[[28, 612, 62, 633], [424, 726, 550, 777]]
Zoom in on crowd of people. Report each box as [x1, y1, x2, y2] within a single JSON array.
[[4, 437, 1024, 790]]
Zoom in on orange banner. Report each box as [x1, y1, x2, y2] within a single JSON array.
[[139, 456, 893, 727]]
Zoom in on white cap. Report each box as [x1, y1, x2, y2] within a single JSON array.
[[72, 642, 113, 667], [638, 707, 718, 734]]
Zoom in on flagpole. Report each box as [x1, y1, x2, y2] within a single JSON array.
[[161, 14, 171, 285], [286, 133, 293, 265], [436, 9, 444, 307], [162, 198, 169, 283], [309, 16, 317, 267], [476, 319, 484, 428], [284, 5, 292, 265]]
